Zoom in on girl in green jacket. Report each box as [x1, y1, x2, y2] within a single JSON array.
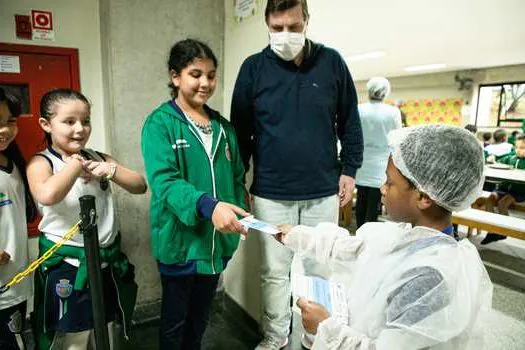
[[141, 39, 249, 350]]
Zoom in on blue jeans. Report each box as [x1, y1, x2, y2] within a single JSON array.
[[159, 273, 220, 350]]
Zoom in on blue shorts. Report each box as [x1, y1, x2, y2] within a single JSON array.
[[44, 262, 118, 333]]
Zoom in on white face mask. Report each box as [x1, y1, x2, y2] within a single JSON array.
[[269, 30, 306, 61]]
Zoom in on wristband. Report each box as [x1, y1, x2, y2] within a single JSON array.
[[106, 163, 117, 180]]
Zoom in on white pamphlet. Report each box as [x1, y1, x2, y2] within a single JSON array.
[[292, 275, 349, 324], [238, 216, 280, 235]]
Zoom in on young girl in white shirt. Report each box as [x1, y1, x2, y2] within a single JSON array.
[[27, 88, 147, 350], [0, 88, 37, 350]]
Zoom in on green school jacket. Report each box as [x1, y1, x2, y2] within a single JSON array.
[[141, 101, 246, 274], [498, 153, 525, 170], [497, 153, 525, 194]]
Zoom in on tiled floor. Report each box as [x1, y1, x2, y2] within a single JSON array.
[[126, 298, 261, 350], [125, 237, 525, 350]]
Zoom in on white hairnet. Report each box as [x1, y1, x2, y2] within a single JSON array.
[[367, 77, 391, 101], [388, 125, 484, 212]]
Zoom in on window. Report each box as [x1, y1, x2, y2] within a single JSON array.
[[475, 82, 525, 127]]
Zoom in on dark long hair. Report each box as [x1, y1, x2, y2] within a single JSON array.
[[167, 39, 218, 97], [0, 88, 37, 222]]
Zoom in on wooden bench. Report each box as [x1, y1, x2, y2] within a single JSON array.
[[473, 190, 525, 213], [339, 189, 358, 228], [452, 208, 525, 240], [511, 203, 525, 213]]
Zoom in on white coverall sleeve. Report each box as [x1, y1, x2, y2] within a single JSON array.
[[283, 223, 364, 271], [313, 317, 375, 350], [393, 108, 402, 129]]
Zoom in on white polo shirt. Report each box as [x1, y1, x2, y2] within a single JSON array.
[[0, 160, 30, 310]]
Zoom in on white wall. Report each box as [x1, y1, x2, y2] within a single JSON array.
[[222, 0, 267, 117], [222, 0, 271, 321], [355, 71, 465, 102], [0, 0, 107, 151]]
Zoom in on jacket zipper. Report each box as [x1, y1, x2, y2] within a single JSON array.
[[111, 267, 129, 340], [43, 274, 49, 334], [186, 121, 225, 274]]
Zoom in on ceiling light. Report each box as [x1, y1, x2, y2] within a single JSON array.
[[346, 51, 385, 62], [404, 63, 446, 72]]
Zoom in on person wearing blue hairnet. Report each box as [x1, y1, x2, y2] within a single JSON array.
[[276, 125, 493, 349], [355, 77, 402, 228]]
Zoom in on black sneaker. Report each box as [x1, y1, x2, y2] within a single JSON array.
[[480, 233, 507, 245]]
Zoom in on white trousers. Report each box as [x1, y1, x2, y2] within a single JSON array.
[[254, 194, 339, 342]]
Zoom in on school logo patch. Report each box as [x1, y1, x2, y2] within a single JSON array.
[[0, 192, 13, 207], [7, 310, 23, 333], [172, 139, 190, 150], [56, 279, 73, 298], [225, 144, 231, 161]]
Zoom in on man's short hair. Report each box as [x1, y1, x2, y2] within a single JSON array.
[[265, 0, 309, 21], [482, 132, 492, 142], [493, 129, 507, 143]]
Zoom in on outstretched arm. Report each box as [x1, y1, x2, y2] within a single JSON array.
[[281, 223, 364, 271]]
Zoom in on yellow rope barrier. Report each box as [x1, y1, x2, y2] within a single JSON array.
[[0, 221, 81, 293]]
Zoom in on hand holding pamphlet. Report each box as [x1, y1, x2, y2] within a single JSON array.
[[292, 275, 349, 325], [238, 216, 280, 235]]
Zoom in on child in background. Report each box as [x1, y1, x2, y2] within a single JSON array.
[[27, 88, 147, 350], [141, 39, 248, 350], [276, 125, 492, 349], [0, 88, 37, 350], [464, 124, 477, 134], [482, 133, 525, 244], [485, 128, 513, 161], [508, 130, 519, 145], [465, 124, 483, 147], [482, 131, 492, 148]]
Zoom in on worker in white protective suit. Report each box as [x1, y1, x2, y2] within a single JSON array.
[[276, 125, 493, 349]]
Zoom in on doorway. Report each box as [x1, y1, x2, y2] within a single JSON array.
[[0, 43, 80, 236]]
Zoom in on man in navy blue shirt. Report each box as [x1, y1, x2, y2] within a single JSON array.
[[231, 1, 363, 349]]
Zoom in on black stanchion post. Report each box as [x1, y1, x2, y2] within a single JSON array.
[[79, 195, 110, 350]]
